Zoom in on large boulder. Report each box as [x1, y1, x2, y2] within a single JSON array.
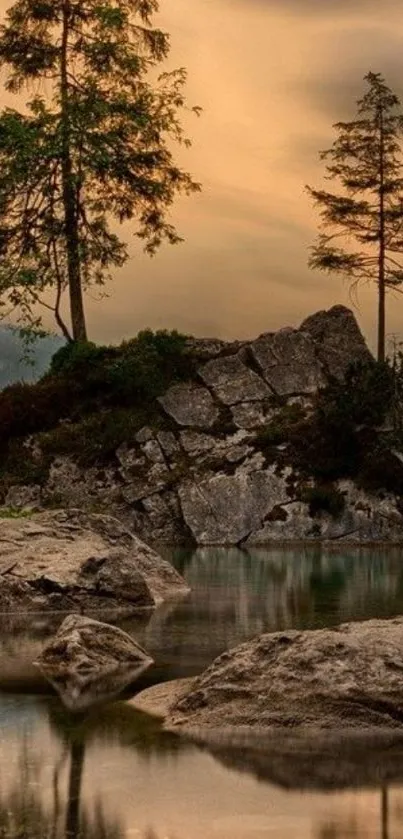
[[163, 618, 403, 730], [0, 510, 189, 614], [301, 304, 371, 379], [36, 614, 153, 710]]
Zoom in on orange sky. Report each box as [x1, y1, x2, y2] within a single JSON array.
[[2, 0, 403, 350]]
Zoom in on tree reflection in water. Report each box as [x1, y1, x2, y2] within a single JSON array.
[[0, 745, 123, 839], [318, 787, 390, 839], [0, 697, 186, 839]]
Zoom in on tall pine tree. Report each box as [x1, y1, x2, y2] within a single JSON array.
[[307, 72, 403, 362], [0, 0, 200, 341]]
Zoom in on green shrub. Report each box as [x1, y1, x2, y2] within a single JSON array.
[[301, 484, 346, 518], [316, 359, 394, 430], [38, 407, 157, 466], [0, 378, 77, 445], [49, 340, 109, 376], [48, 329, 192, 405]]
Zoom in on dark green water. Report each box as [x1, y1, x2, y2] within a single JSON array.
[[1, 546, 403, 839]]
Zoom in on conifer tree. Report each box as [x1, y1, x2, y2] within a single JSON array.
[[307, 72, 403, 362], [0, 0, 200, 341]]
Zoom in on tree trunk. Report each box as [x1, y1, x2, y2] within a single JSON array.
[[378, 262, 386, 363], [60, 0, 87, 343], [378, 105, 386, 363], [65, 741, 85, 839]]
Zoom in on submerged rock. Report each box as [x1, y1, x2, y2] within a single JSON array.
[[162, 618, 403, 730], [0, 509, 189, 614], [37, 614, 153, 711]]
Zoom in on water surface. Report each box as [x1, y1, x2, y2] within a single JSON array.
[[1, 545, 403, 839]]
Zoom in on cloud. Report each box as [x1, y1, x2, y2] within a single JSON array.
[[231, 0, 400, 15]]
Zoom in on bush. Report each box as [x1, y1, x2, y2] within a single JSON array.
[[0, 378, 77, 446], [288, 360, 394, 483], [301, 484, 346, 518], [48, 329, 192, 405], [316, 359, 394, 430], [38, 407, 157, 466]]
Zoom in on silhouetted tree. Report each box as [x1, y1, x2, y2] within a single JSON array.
[[0, 1, 200, 341], [307, 72, 403, 362]]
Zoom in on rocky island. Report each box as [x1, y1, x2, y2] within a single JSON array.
[[1, 304, 403, 545]]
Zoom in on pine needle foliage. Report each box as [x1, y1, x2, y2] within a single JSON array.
[[0, 0, 201, 341]]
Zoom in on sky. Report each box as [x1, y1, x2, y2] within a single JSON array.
[[2, 0, 403, 350]]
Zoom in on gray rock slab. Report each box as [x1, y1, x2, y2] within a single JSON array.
[[159, 382, 220, 428], [199, 353, 272, 405]]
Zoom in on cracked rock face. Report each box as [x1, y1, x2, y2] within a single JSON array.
[[36, 614, 153, 711], [0, 510, 189, 613], [199, 353, 272, 405], [251, 328, 326, 396], [178, 467, 290, 544]]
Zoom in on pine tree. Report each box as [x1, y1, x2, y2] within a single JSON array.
[[0, 0, 200, 341], [307, 72, 403, 362]]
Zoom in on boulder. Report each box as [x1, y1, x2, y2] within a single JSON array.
[[301, 304, 371, 379], [0, 510, 189, 614], [165, 618, 403, 730], [158, 382, 219, 428], [178, 467, 290, 544], [199, 353, 272, 405], [36, 614, 153, 710]]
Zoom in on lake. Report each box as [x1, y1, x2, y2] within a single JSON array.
[[1, 545, 403, 839]]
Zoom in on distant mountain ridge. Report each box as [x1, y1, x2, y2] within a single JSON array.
[[0, 328, 63, 389]]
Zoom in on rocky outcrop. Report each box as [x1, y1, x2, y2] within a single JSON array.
[[0, 510, 189, 614], [37, 614, 153, 710], [5, 304, 398, 546], [161, 617, 403, 731]]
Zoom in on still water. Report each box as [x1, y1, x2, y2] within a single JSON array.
[[1, 546, 403, 839]]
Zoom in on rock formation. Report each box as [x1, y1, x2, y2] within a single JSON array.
[[6, 304, 403, 545], [0, 509, 189, 613], [36, 614, 153, 710]]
